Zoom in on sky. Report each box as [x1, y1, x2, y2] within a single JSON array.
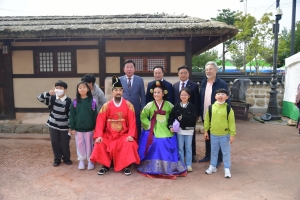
[[0, 0, 299, 57]]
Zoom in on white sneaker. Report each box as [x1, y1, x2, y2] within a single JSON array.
[[205, 165, 217, 174], [87, 161, 95, 170], [224, 168, 231, 178], [78, 160, 85, 170]]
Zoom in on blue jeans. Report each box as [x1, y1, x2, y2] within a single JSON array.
[[177, 134, 193, 167], [210, 134, 231, 169]]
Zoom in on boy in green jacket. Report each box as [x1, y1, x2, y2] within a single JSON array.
[[204, 88, 236, 178]]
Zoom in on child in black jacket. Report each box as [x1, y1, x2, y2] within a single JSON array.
[[168, 88, 197, 172]]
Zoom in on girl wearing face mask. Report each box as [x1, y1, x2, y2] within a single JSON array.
[[69, 81, 97, 170], [37, 80, 73, 167], [168, 88, 197, 172]]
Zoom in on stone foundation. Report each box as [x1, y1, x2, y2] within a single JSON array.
[[228, 83, 284, 113]]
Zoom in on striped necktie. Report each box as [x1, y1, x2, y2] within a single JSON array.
[[128, 78, 131, 89]]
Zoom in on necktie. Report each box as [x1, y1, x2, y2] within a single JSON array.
[[181, 82, 185, 89], [128, 78, 131, 89]]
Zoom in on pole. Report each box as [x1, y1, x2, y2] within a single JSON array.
[[266, 0, 281, 120], [243, 0, 247, 75], [243, 42, 246, 74], [290, 0, 296, 56]]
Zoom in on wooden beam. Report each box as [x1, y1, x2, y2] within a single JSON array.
[[185, 38, 192, 70], [4, 40, 15, 119], [98, 39, 106, 91]]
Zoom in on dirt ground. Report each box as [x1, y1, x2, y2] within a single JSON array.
[[0, 120, 300, 200]]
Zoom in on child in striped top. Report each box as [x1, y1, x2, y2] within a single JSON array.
[[37, 80, 72, 167]]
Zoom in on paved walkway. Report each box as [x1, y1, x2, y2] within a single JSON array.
[[0, 119, 299, 200]]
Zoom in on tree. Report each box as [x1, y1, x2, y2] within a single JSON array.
[[234, 12, 257, 43], [230, 50, 244, 70], [278, 21, 300, 67], [192, 49, 219, 72], [246, 13, 274, 74], [233, 12, 257, 73], [232, 12, 275, 74], [255, 13, 274, 68], [211, 9, 237, 72]]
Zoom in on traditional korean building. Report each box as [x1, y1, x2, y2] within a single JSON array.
[[0, 14, 238, 120]]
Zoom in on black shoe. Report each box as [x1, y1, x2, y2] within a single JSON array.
[[63, 160, 73, 165], [216, 162, 222, 168], [192, 155, 198, 163], [98, 166, 109, 175], [198, 156, 210, 163], [53, 162, 61, 167], [123, 168, 131, 176]]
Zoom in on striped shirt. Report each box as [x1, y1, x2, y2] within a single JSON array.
[[37, 92, 71, 131]]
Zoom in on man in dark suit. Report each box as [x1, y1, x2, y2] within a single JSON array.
[[146, 66, 173, 104], [120, 60, 146, 137], [198, 61, 230, 168], [173, 66, 200, 163]]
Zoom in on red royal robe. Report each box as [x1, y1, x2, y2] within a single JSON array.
[[90, 98, 140, 171]]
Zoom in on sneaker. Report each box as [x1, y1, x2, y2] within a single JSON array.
[[187, 166, 193, 172], [87, 161, 95, 170], [53, 162, 61, 167], [224, 168, 231, 178], [78, 160, 85, 170], [205, 165, 217, 174], [123, 168, 131, 176], [98, 166, 109, 175], [198, 156, 210, 163], [63, 160, 73, 165]]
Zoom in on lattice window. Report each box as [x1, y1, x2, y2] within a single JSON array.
[[57, 52, 72, 72], [124, 57, 167, 73], [39, 52, 53, 72], [35, 50, 75, 73], [147, 58, 165, 72]]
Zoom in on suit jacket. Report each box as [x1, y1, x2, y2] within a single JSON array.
[[145, 79, 173, 104], [120, 75, 146, 115], [173, 80, 200, 116], [199, 76, 230, 119]]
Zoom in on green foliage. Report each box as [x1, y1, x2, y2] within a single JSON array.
[[192, 50, 219, 72], [278, 21, 300, 67], [234, 12, 257, 42], [231, 12, 274, 74], [231, 50, 244, 69], [211, 9, 236, 25], [212, 9, 237, 72]]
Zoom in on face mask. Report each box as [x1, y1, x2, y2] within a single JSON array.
[[217, 101, 225, 104], [55, 89, 64, 96]]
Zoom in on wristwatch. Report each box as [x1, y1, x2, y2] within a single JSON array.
[[168, 125, 173, 129]]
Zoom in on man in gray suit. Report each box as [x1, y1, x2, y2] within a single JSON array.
[[120, 60, 146, 137]]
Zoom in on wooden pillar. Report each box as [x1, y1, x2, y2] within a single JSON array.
[[98, 38, 106, 92], [3, 40, 15, 119], [185, 38, 192, 71]]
